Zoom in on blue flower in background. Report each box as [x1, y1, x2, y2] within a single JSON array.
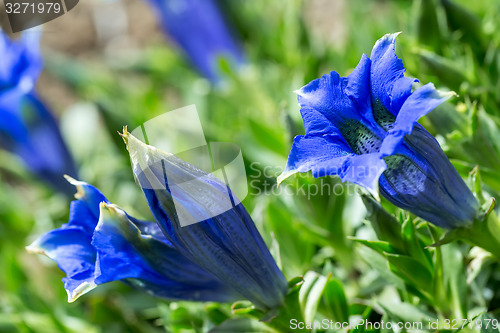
[[279, 33, 479, 229], [144, 0, 244, 82], [123, 130, 288, 310], [0, 32, 77, 194], [27, 177, 241, 303]]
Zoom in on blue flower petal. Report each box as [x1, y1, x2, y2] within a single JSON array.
[[29, 178, 242, 303], [281, 136, 386, 194], [370, 32, 417, 115], [92, 203, 240, 302], [281, 32, 479, 229], [297, 70, 358, 127], [345, 54, 379, 126], [142, 188, 287, 309], [25, 179, 113, 300], [278, 134, 354, 183], [380, 125, 479, 228], [65, 176, 109, 218], [340, 153, 387, 195], [126, 215, 167, 243], [125, 132, 287, 310], [27, 228, 95, 278], [66, 200, 100, 236], [297, 55, 383, 137], [281, 55, 389, 186], [380, 83, 454, 156], [295, 101, 340, 137], [62, 278, 97, 303], [26, 227, 97, 302]]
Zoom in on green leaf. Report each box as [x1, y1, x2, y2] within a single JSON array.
[[205, 304, 230, 326], [440, 0, 486, 60], [360, 194, 405, 251], [470, 166, 486, 205], [417, 49, 470, 91], [322, 277, 349, 323], [350, 306, 372, 333], [453, 160, 500, 195], [472, 109, 500, 168], [384, 253, 434, 299], [441, 244, 467, 319], [401, 217, 433, 273], [299, 271, 329, 323], [265, 200, 316, 277], [231, 301, 263, 318], [350, 238, 397, 256], [454, 205, 500, 259], [415, 0, 446, 49], [356, 246, 406, 291], [265, 277, 306, 332], [426, 102, 469, 137], [378, 301, 435, 326], [209, 318, 277, 333]]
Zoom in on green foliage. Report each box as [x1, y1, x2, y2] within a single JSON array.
[[3, 0, 500, 331]]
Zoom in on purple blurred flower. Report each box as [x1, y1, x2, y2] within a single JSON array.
[[0, 32, 77, 194], [145, 0, 244, 82]]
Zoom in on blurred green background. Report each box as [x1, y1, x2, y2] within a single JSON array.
[[1, 0, 500, 332]]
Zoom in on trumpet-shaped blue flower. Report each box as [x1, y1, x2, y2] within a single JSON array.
[[144, 0, 244, 82], [279, 33, 479, 229], [0, 32, 77, 194], [27, 177, 241, 303], [123, 130, 287, 310]]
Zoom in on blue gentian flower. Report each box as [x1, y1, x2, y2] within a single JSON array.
[[144, 0, 244, 82], [278, 33, 480, 229], [0, 32, 77, 194], [123, 130, 287, 310], [27, 177, 241, 303]]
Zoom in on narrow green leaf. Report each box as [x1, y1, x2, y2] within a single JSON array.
[[401, 218, 433, 272], [378, 301, 435, 326], [441, 244, 467, 319], [360, 194, 405, 251], [418, 49, 470, 91], [322, 277, 349, 323], [299, 271, 328, 323], [384, 253, 434, 296], [350, 306, 372, 333], [356, 246, 406, 291], [415, 0, 446, 49], [350, 238, 397, 255]]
